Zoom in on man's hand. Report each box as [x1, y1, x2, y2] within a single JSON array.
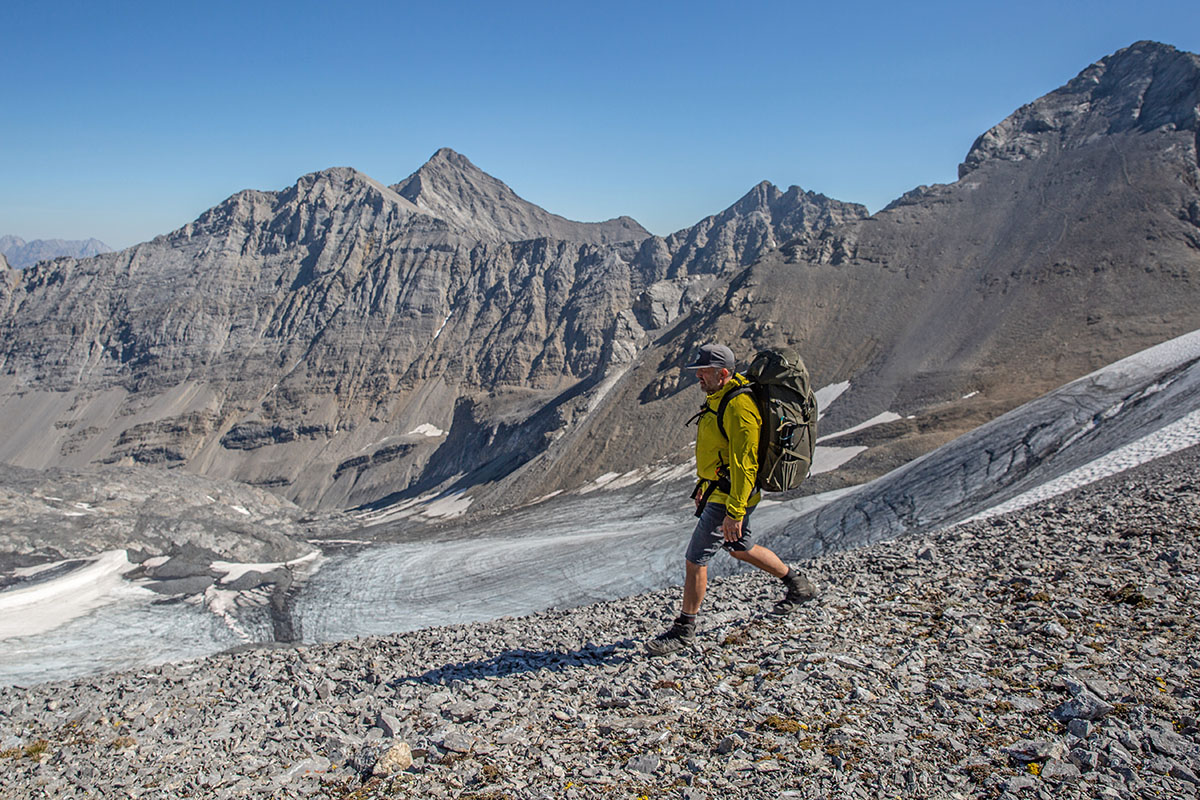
[[722, 514, 743, 542]]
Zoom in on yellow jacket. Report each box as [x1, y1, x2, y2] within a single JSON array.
[[695, 374, 761, 519]]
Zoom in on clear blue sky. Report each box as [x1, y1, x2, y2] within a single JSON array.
[[4, 1, 1200, 250]]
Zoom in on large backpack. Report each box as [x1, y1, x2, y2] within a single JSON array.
[[714, 347, 818, 492]]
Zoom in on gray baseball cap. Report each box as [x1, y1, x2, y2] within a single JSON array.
[[684, 343, 735, 372]]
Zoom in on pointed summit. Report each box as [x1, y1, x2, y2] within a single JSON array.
[[960, 40, 1200, 178], [391, 149, 649, 245]]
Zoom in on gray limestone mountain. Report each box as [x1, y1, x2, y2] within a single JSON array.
[[0, 150, 841, 512], [1, 41, 1198, 522], [0, 235, 111, 269]]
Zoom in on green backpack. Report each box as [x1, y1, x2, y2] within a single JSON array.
[[714, 347, 819, 492]]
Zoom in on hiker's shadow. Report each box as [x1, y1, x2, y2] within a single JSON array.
[[394, 639, 638, 685]]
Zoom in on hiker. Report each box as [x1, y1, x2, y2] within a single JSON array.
[[647, 343, 817, 656]]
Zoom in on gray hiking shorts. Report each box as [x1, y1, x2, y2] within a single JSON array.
[[685, 502, 757, 566]]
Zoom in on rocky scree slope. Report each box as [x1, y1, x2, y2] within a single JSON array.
[[543, 40, 1200, 503], [0, 445, 1197, 799], [0, 148, 861, 512]]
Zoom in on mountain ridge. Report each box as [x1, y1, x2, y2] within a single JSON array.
[[0, 144, 841, 509], [1, 41, 1198, 517]]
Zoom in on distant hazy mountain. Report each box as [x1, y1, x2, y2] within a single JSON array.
[[1, 41, 1197, 518], [0, 235, 111, 269]]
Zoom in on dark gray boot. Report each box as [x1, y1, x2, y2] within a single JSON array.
[[773, 569, 817, 614], [646, 614, 696, 656]]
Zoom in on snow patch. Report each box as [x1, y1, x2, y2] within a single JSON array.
[[587, 364, 633, 414], [962, 391, 979, 400], [811, 446, 868, 475], [408, 424, 446, 438], [355, 488, 474, 525], [211, 550, 320, 584], [230, 505, 250, 516], [578, 472, 623, 494], [0, 551, 146, 640], [815, 382, 850, 418], [431, 311, 453, 342], [818, 412, 902, 443], [200, 587, 252, 642]]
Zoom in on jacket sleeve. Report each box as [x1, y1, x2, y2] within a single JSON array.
[[724, 395, 760, 519]]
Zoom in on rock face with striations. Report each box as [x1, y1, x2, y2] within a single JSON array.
[[0, 149, 837, 511]]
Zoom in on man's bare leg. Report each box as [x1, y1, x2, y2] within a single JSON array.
[[731, 544, 788, 578], [682, 560, 706, 615]]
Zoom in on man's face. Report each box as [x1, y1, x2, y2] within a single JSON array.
[[696, 366, 728, 394]]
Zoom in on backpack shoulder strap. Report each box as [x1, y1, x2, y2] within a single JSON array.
[[715, 385, 753, 441]]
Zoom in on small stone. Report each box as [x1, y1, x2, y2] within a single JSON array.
[[441, 731, 474, 754], [1051, 689, 1113, 722], [1005, 739, 1065, 762], [1038, 621, 1070, 639], [1148, 729, 1187, 757], [850, 686, 877, 703], [446, 701, 476, 721], [1171, 763, 1200, 785], [1066, 718, 1091, 738], [373, 742, 413, 776], [1040, 759, 1080, 783], [279, 756, 331, 783], [1002, 774, 1038, 791], [627, 754, 659, 775], [375, 711, 402, 738], [1147, 756, 1173, 775], [716, 736, 737, 754]]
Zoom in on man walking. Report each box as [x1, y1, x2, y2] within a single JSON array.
[[647, 343, 816, 656]]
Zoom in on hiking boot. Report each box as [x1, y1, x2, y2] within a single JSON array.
[[772, 571, 817, 615], [645, 615, 696, 656]]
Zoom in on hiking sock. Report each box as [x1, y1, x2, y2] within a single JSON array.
[[678, 612, 698, 625]]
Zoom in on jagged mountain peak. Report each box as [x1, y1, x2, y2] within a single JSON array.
[[960, 39, 1200, 178], [729, 180, 783, 215], [391, 148, 650, 245]]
